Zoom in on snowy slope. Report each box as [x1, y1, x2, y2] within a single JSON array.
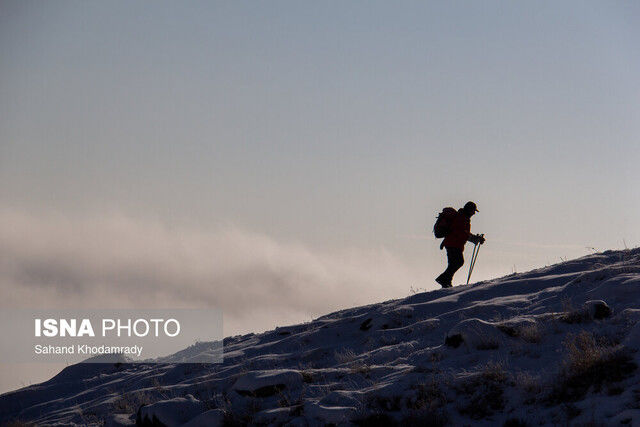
[[1, 248, 640, 426]]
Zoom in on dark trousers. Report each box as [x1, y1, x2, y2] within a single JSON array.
[[436, 247, 464, 286]]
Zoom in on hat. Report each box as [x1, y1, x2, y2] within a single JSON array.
[[464, 201, 479, 213]]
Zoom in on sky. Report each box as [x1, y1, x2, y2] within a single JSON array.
[[1, 1, 639, 392]]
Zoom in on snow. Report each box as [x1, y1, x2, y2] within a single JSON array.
[[136, 395, 206, 426], [445, 318, 506, 350], [1, 248, 639, 426], [232, 369, 303, 396], [302, 401, 357, 425], [180, 408, 225, 427]]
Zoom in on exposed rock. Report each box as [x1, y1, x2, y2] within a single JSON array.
[[584, 300, 612, 320]]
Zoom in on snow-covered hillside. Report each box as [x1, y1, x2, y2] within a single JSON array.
[[2, 248, 640, 426]]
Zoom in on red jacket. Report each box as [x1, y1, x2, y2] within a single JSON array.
[[443, 209, 471, 250]]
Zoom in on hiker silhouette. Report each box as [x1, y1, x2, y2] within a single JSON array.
[[435, 201, 485, 288]]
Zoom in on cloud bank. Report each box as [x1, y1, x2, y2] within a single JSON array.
[[0, 209, 422, 336]]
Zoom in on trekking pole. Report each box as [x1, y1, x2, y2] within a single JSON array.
[[466, 244, 477, 285], [466, 244, 478, 285], [466, 242, 481, 285]]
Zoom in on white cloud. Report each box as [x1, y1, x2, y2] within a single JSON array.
[[0, 209, 422, 336]]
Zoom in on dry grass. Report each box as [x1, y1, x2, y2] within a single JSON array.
[[519, 323, 542, 343], [456, 361, 511, 419], [515, 371, 542, 404], [550, 331, 637, 402], [349, 360, 371, 375], [219, 389, 261, 427], [406, 376, 449, 413], [300, 370, 314, 383], [516, 371, 542, 394], [336, 351, 375, 381], [112, 390, 154, 414], [498, 320, 542, 344], [353, 413, 399, 426], [503, 418, 529, 427], [334, 348, 358, 365], [558, 298, 590, 324]]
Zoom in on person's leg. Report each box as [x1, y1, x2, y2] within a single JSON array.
[[436, 247, 464, 287], [447, 248, 464, 282]]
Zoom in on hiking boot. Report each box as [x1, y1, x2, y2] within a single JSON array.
[[435, 276, 452, 288]]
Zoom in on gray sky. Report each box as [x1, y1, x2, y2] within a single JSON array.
[[1, 0, 639, 392]]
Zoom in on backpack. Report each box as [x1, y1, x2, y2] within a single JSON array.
[[433, 207, 457, 238]]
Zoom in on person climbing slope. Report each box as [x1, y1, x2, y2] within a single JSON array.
[[434, 201, 485, 288]]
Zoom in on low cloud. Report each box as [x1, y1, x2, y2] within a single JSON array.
[[0, 209, 422, 336]]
